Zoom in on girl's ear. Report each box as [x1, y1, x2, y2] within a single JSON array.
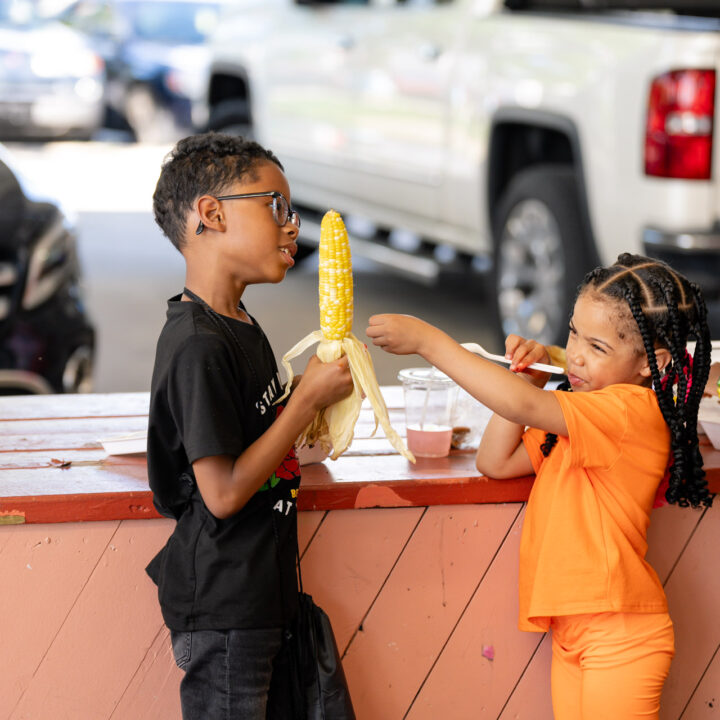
[[641, 347, 671, 378]]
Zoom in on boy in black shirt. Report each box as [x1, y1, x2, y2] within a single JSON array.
[[146, 133, 353, 719]]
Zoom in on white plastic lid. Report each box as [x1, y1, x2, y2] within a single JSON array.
[[397, 367, 454, 387]]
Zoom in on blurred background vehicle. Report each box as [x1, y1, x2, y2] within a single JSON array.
[[205, 0, 720, 346], [59, 0, 223, 142], [0, 143, 95, 393], [0, 0, 105, 140]]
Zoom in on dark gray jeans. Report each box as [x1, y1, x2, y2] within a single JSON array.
[[171, 628, 292, 720]]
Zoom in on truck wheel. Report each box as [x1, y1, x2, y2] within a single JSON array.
[[492, 165, 593, 347], [207, 99, 253, 139]]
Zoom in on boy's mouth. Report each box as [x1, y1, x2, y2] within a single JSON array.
[[279, 242, 297, 267]]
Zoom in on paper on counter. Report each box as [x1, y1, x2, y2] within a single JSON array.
[[100, 431, 147, 456]]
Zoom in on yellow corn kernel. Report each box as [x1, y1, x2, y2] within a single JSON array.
[[319, 210, 353, 341]]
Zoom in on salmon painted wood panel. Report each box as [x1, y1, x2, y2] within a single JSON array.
[[646, 503, 706, 584], [342, 503, 522, 720], [0, 521, 120, 720], [299, 507, 425, 655], [9, 520, 173, 720], [406, 508, 545, 720], [660, 502, 720, 720], [680, 644, 720, 719], [297, 509, 326, 554], [1, 505, 719, 719], [499, 633, 554, 720], [109, 624, 182, 720]]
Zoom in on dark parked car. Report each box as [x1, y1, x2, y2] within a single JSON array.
[[60, 0, 223, 142], [0, 0, 105, 140], [0, 144, 95, 393]]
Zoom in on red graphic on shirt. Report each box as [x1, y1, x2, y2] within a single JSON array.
[[276, 446, 300, 479]]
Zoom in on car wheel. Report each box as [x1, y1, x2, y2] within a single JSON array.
[[492, 165, 594, 347], [207, 99, 253, 139]]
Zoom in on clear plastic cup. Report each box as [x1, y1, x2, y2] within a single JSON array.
[[398, 367, 457, 458]]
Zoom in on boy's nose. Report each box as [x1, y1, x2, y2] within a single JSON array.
[[285, 223, 299, 241]]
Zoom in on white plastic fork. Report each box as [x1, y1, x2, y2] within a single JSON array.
[[461, 342, 564, 374]]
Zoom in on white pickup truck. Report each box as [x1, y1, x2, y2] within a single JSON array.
[[203, 0, 720, 344]]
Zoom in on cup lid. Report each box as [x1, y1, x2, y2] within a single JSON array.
[[398, 367, 455, 386]]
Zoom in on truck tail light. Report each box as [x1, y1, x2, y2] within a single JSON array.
[[645, 69, 715, 180]]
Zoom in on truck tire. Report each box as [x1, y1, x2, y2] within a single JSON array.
[[492, 165, 593, 347], [206, 99, 253, 139]]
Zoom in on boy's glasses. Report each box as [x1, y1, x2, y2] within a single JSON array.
[[195, 191, 301, 235]]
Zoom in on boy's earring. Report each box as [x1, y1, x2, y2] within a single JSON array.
[[195, 221, 204, 235]]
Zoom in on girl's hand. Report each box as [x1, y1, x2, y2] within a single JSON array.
[[505, 334, 552, 387], [366, 314, 438, 356], [296, 355, 353, 411]]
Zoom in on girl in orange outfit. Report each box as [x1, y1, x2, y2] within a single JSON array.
[[366, 254, 712, 719]]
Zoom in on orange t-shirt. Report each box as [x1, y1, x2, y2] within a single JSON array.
[[519, 384, 670, 632]]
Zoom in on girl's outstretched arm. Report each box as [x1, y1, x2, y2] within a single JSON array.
[[366, 314, 567, 436], [475, 335, 550, 478]]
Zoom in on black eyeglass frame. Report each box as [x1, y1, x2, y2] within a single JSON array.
[[195, 191, 301, 235]]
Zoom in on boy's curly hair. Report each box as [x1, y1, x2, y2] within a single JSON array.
[[152, 132, 283, 250], [543, 253, 712, 508]]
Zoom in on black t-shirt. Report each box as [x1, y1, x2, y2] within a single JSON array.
[[145, 295, 300, 631]]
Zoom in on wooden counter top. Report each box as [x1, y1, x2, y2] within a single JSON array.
[[1, 390, 717, 524]]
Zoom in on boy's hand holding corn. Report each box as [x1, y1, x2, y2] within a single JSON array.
[[292, 355, 353, 414]]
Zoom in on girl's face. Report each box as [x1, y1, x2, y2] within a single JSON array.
[[565, 291, 653, 392]]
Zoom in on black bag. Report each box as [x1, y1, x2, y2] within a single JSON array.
[[269, 498, 355, 720], [288, 591, 356, 720]]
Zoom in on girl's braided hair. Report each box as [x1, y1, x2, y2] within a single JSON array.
[[543, 253, 712, 508], [153, 132, 283, 251]]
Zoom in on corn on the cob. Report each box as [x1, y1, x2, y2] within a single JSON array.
[[278, 210, 415, 462], [319, 211, 353, 341]]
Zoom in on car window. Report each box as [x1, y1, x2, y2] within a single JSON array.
[[116, 1, 220, 43]]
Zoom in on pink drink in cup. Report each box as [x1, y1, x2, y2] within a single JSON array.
[[398, 368, 456, 459], [406, 425, 453, 458]]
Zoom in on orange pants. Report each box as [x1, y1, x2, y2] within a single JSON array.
[[550, 612, 674, 720]]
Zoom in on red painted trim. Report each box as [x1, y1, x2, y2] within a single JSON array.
[[0, 398, 716, 524], [0, 492, 162, 524], [3, 465, 716, 524], [296, 476, 536, 511]]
